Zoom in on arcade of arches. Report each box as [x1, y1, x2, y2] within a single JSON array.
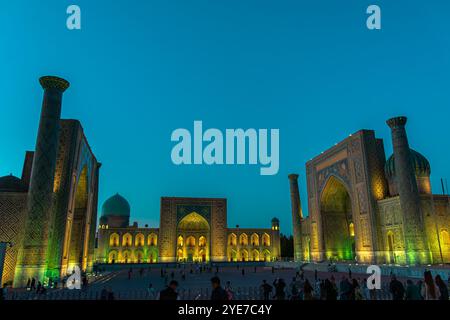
[[226, 232, 272, 262], [96, 197, 281, 264], [177, 212, 210, 262]]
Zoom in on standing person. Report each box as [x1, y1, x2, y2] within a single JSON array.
[[314, 278, 322, 299], [107, 287, 115, 300], [273, 278, 286, 300], [100, 287, 108, 300], [389, 275, 405, 300], [324, 279, 337, 300], [210, 277, 228, 301], [314, 269, 318, 282], [128, 268, 133, 280], [241, 268, 245, 276], [0, 284, 5, 301], [303, 279, 314, 300], [224, 281, 234, 300], [435, 275, 449, 300], [36, 281, 42, 294], [339, 276, 352, 300], [361, 278, 370, 300], [289, 277, 299, 300], [26, 278, 31, 290], [147, 283, 156, 300], [348, 268, 352, 279], [30, 278, 36, 291], [260, 280, 273, 300], [159, 280, 179, 300], [352, 279, 362, 300], [405, 279, 422, 300], [421, 271, 438, 300]]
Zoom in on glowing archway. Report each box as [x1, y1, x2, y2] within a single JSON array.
[[251, 233, 259, 246], [320, 176, 355, 261]]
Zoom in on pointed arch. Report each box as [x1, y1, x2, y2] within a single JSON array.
[[109, 233, 119, 247], [251, 233, 259, 246]]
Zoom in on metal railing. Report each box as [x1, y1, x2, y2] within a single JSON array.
[[5, 284, 395, 301]]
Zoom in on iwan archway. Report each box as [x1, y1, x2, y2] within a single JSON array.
[[176, 212, 210, 262], [320, 176, 355, 261]]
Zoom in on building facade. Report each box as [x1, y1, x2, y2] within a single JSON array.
[[0, 76, 100, 287], [290, 116, 450, 265], [96, 196, 281, 264]]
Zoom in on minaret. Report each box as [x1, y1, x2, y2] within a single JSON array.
[[14, 76, 70, 286], [288, 174, 303, 261], [386, 116, 430, 264]]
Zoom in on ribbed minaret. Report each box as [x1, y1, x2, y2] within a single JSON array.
[[14, 76, 70, 286], [386, 116, 430, 264], [289, 174, 303, 261]]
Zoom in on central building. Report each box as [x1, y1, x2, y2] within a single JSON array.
[[96, 197, 280, 264]]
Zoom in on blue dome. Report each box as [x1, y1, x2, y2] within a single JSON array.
[[101, 193, 130, 217], [385, 149, 431, 178]]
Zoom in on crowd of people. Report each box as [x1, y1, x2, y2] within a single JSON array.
[[153, 267, 450, 301], [2, 263, 449, 301]]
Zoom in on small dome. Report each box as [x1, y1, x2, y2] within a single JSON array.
[[101, 193, 130, 217], [0, 174, 28, 193], [271, 217, 279, 223], [385, 149, 431, 178]]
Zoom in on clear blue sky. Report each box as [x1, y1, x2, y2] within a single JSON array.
[[1, 1, 450, 234]]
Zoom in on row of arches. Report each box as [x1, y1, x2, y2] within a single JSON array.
[[177, 235, 207, 247], [109, 233, 158, 247], [385, 229, 450, 264], [108, 249, 158, 264], [228, 233, 271, 247], [228, 249, 272, 262]]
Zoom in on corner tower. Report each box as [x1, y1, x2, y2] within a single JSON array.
[[386, 116, 431, 264], [288, 174, 303, 261]]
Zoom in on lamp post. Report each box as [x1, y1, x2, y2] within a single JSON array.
[[0, 242, 13, 286]]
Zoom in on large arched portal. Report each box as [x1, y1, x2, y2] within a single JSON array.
[[177, 212, 210, 262], [320, 176, 355, 261], [62, 166, 90, 275]]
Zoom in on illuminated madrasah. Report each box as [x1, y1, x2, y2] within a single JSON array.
[[290, 116, 450, 265], [96, 196, 281, 264], [0, 76, 100, 287], [0, 76, 280, 288]]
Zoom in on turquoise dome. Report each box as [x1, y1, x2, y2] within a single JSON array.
[[101, 193, 130, 217], [385, 149, 431, 178]]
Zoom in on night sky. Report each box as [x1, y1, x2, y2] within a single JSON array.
[[1, 1, 449, 234]]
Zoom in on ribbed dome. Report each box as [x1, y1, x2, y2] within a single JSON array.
[[101, 193, 130, 217], [0, 174, 28, 193], [385, 149, 431, 178]]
